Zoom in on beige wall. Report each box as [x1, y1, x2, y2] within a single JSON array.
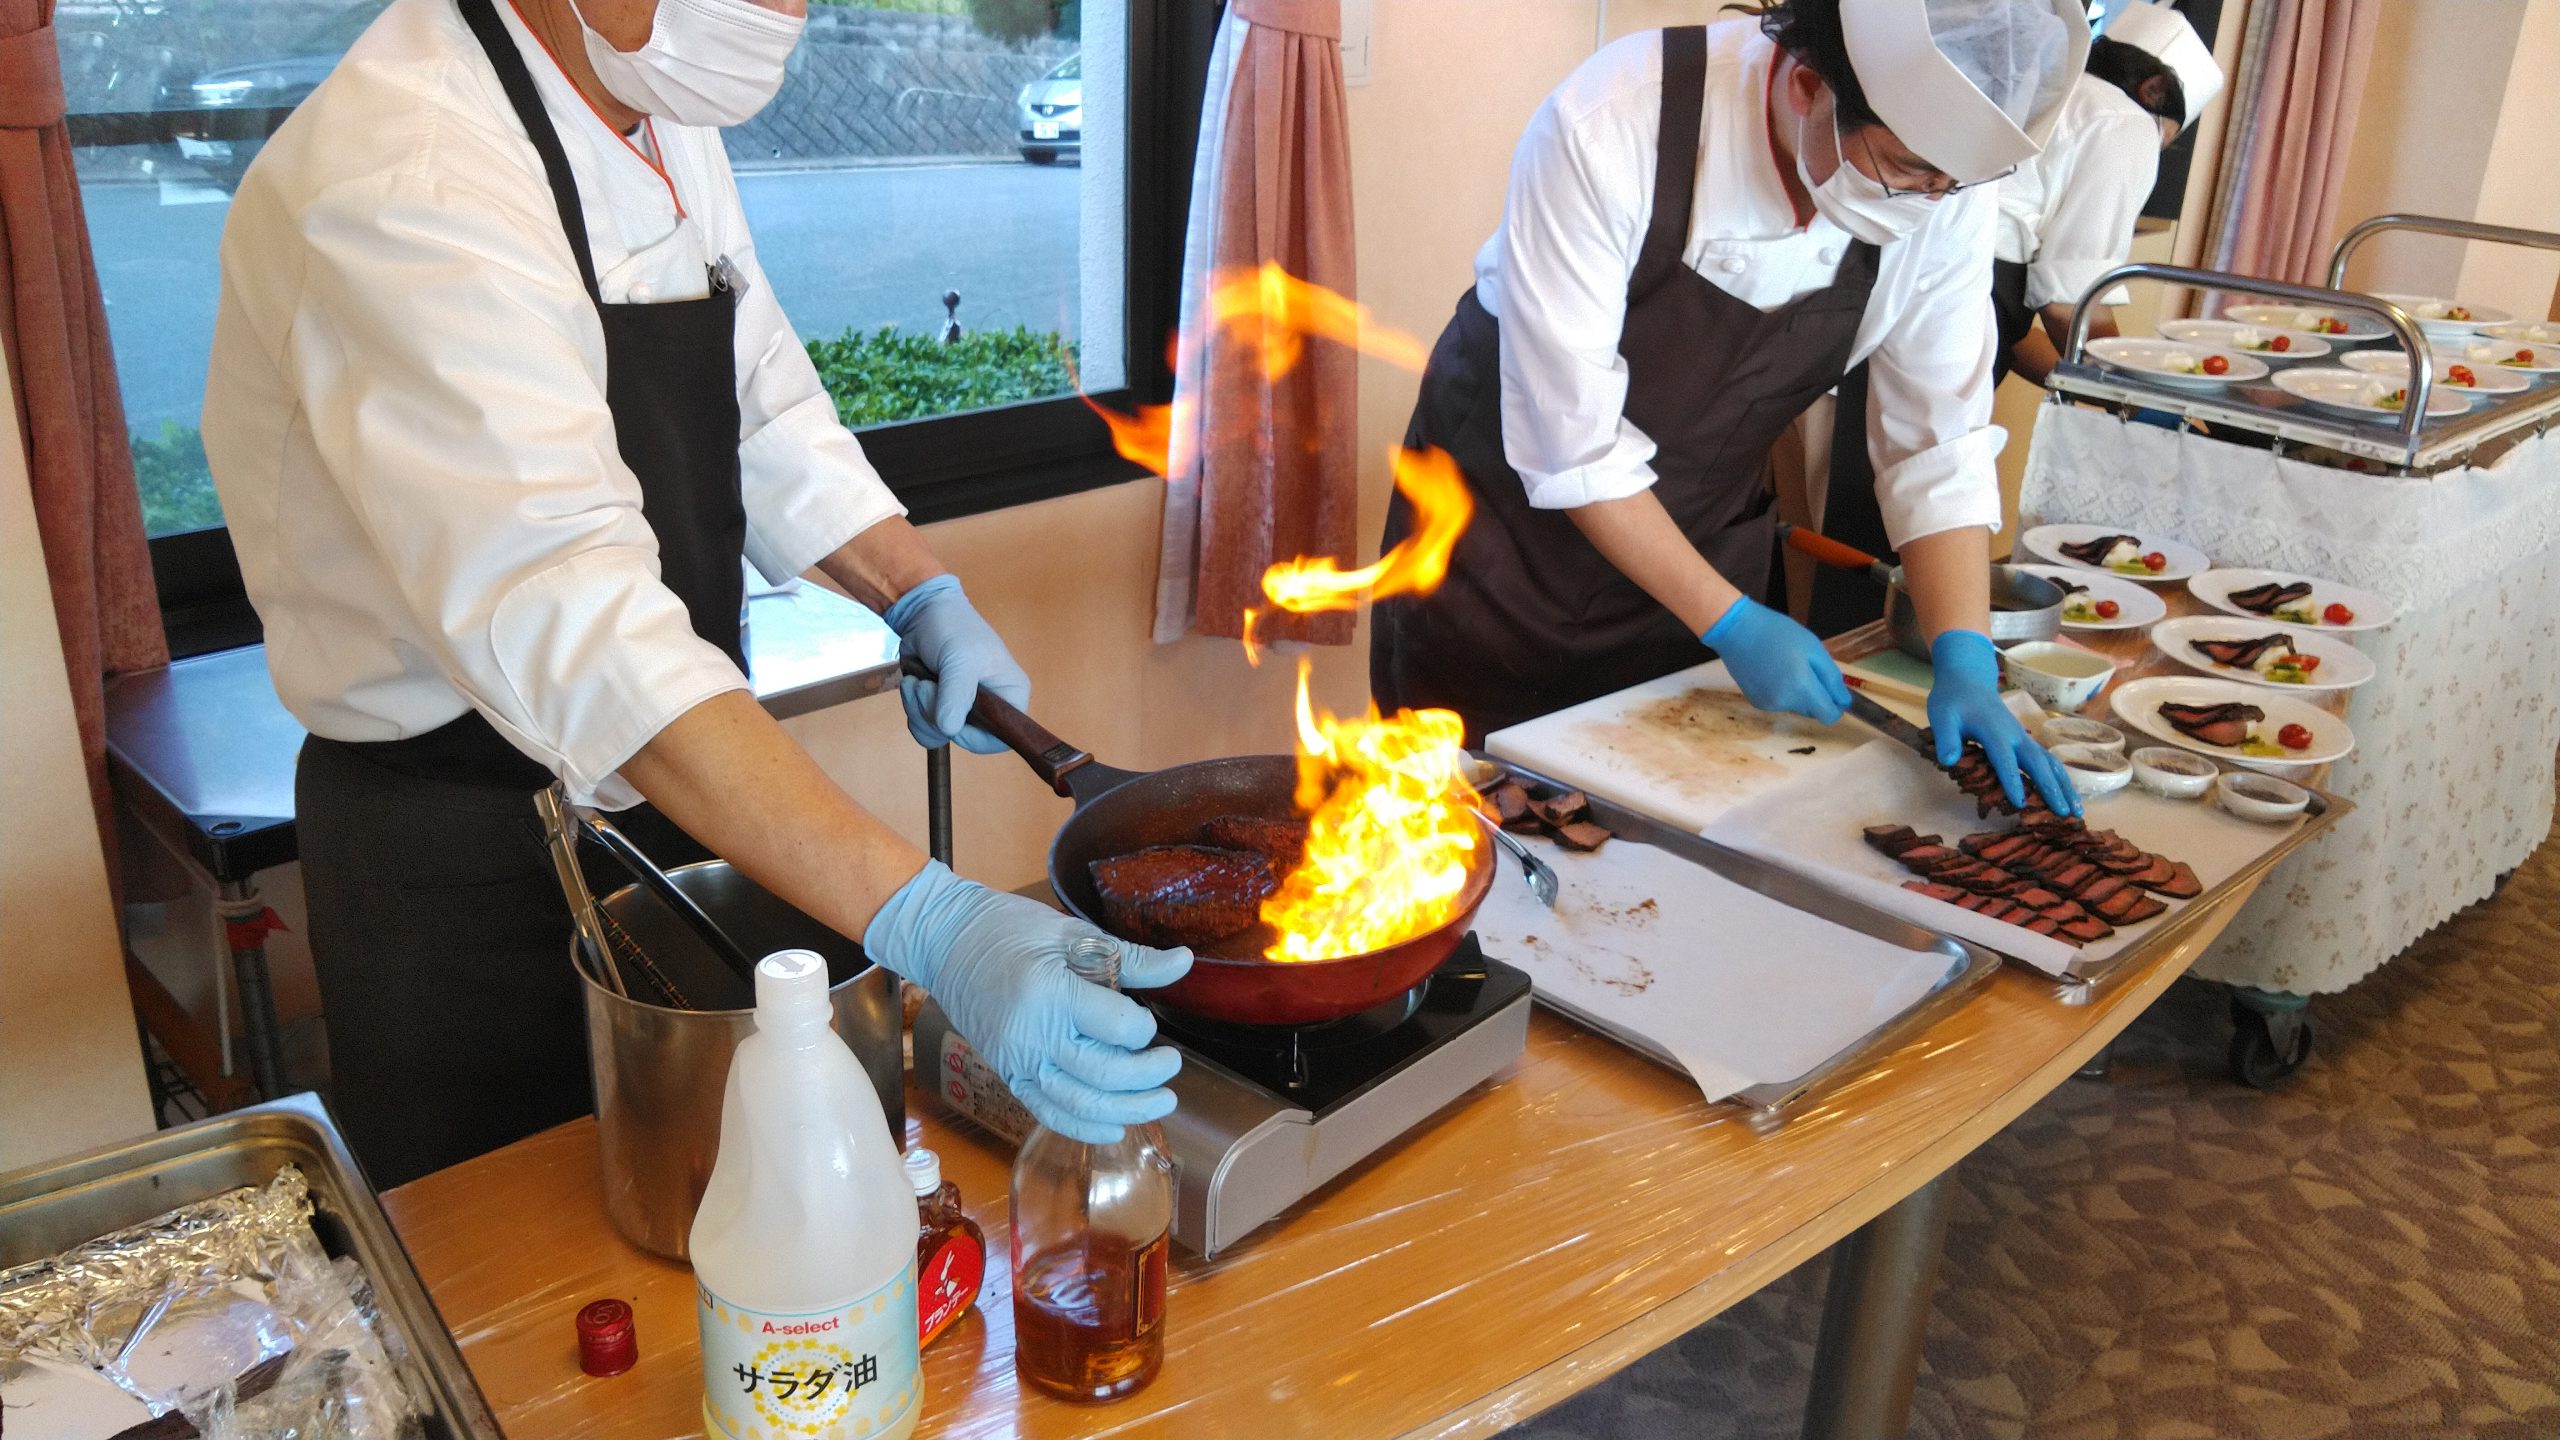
[[791, 0, 1611, 892], [0, 349, 156, 1170]]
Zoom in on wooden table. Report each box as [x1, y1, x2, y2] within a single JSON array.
[[381, 618, 2332, 1440]]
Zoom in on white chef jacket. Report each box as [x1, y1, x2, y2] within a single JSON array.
[[204, 0, 902, 808], [1994, 74, 2160, 310], [1475, 22, 2004, 550]]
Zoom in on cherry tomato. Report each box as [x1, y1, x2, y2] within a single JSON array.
[[2293, 653, 2322, 671], [2519, 349, 2538, 364], [2277, 723, 2314, 751], [2450, 365, 2476, 386], [2269, 335, 2292, 353], [2322, 602, 2355, 625], [2318, 317, 2348, 334], [2201, 354, 2231, 376], [2142, 551, 2169, 572], [2094, 598, 2122, 620]]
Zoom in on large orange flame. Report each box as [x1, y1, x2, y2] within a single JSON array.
[[1258, 659, 1484, 963], [1084, 265, 1486, 964]]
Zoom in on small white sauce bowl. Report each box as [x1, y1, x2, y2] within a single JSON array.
[[2041, 716, 2127, 754], [2001, 641, 2114, 716], [2132, 746, 2218, 800], [2216, 770, 2311, 824], [2050, 744, 2132, 799]]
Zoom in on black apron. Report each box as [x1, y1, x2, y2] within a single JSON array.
[[296, 0, 749, 1189], [1815, 260, 2032, 635], [1370, 26, 1879, 743]]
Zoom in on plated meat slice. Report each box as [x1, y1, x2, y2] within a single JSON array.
[[2191, 633, 2297, 669], [1090, 844, 1277, 948], [2226, 580, 2313, 615], [2058, 534, 2141, 566], [1197, 815, 1311, 871], [2158, 701, 2263, 748]]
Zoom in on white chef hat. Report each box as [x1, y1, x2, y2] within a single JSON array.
[[1842, 0, 2092, 185], [2104, 1, 2224, 127]]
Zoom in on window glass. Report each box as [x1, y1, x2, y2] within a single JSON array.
[[61, 0, 1126, 540]]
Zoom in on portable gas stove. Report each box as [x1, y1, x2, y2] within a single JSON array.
[[915, 940, 1531, 1257]]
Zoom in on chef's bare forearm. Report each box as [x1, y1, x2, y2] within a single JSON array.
[[619, 690, 928, 944], [1897, 526, 1993, 641], [1563, 489, 1745, 636], [2016, 302, 2115, 385], [816, 518, 948, 612]]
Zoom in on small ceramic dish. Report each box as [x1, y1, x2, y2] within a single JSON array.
[[2041, 716, 2126, 754], [2131, 746, 2218, 800], [2001, 641, 2114, 716], [2050, 744, 2132, 799], [2216, 770, 2311, 824]]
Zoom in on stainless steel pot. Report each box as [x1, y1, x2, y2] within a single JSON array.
[[577, 860, 903, 1260], [1776, 522, 2064, 661]]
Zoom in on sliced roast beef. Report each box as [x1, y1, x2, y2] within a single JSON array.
[[2158, 701, 2264, 749], [2226, 580, 2313, 615], [2191, 633, 2298, 669], [2057, 533, 2141, 566]]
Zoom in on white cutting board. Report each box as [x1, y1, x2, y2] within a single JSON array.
[[1471, 834, 1955, 1100], [1702, 741, 2306, 977], [1486, 660, 1874, 832]]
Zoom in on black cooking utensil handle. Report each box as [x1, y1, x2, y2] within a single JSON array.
[[898, 655, 1093, 798], [583, 814, 762, 984]]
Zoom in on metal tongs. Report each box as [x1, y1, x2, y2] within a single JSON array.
[[1461, 756, 1561, 909]]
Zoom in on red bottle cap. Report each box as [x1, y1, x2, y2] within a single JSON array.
[[576, 1299, 638, 1377]]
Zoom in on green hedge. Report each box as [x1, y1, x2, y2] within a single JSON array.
[[132, 421, 223, 537], [806, 325, 1077, 428]]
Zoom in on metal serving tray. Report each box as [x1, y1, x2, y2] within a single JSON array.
[[1494, 761, 2004, 1121], [0, 1092, 502, 1438]]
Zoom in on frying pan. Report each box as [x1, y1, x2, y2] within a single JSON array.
[[1776, 523, 2065, 659], [940, 675, 1496, 1028]]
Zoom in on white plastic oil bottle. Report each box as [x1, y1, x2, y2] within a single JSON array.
[[692, 951, 920, 1440]]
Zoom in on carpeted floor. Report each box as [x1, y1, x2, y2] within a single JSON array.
[[1505, 805, 2560, 1440]]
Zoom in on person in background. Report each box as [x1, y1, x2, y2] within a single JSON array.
[[1371, 0, 2088, 815], [205, 0, 1187, 1187], [1807, 0, 2217, 631], [1993, 0, 2225, 384]]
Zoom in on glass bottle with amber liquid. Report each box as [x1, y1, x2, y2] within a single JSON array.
[[1010, 938, 1175, 1403]]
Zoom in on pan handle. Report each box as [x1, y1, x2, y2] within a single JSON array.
[[1777, 522, 1893, 582], [898, 656, 1094, 798]]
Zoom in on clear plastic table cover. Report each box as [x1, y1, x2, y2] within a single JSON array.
[[0, 1167, 424, 1439]]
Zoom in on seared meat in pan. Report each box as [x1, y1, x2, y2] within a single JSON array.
[[1090, 844, 1277, 948], [1197, 815, 1311, 872]]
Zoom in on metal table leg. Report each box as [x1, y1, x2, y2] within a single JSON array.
[[1801, 1173, 1953, 1440], [216, 878, 287, 1100]]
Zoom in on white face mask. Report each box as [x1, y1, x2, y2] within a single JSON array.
[[575, 0, 805, 129], [1796, 106, 1937, 246]]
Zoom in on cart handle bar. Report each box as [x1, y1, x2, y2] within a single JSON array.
[[2326, 213, 2560, 291]]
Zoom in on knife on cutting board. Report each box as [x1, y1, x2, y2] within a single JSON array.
[[1847, 690, 1942, 766]]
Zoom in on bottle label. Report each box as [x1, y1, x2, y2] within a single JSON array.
[[917, 1230, 985, 1348], [936, 1031, 1034, 1144], [1133, 1233, 1169, 1336], [699, 1268, 919, 1440]]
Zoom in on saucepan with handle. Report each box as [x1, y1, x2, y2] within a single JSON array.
[[914, 661, 1497, 1027], [1775, 522, 2066, 660]]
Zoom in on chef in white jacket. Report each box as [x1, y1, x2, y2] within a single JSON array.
[[1372, 0, 2087, 814], [205, 0, 1189, 1186], [1992, 0, 2224, 383]]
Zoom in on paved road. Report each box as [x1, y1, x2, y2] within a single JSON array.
[[86, 159, 1086, 434]]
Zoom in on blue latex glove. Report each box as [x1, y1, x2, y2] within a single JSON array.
[[1701, 596, 1853, 724], [1927, 631, 2082, 817], [883, 574, 1032, 755], [865, 861, 1191, 1143]]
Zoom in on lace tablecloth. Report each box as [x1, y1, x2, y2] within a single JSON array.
[[2021, 405, 2560, 995]]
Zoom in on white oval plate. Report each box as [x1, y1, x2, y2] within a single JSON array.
[[2226, 304, 2394, 343], [2012, 564, 2168, 631], [2186, 567, 2397, 632], [2147, 616, 2377, 693], [2087, 336, 2269, 387], [2372, 292, 2512, 335], [2158, 318, 2331, 362], [2110, 675, 2355, 769], [2020, 524, 2210, 583], [2481, 319, 2560, 346], [2271, 365, 2470, 418], [2450, 333, 2560, 376], [2339, 349, 2531, 401]]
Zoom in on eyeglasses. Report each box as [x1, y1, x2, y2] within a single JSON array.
[[1854, 127, 2014, 198]]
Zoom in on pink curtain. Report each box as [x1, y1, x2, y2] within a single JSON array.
[[1151, 0, 1357, 646], [1, 0, 168, 851], [2205, 0, 2381, 287]]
